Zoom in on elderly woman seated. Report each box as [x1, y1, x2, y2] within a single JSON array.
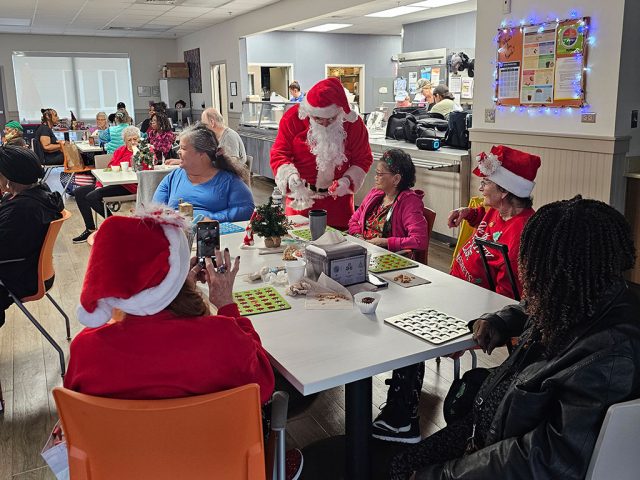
[[0, 146, 63, 328], [390, 196, 640, 479], [72, 126, 143, 244], [348, 148, 427, 256], [64, 210, 274, 402], [153, 124, 254, 222]]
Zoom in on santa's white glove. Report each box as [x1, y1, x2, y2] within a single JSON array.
[[328, 177, 352, 198], [288, 173, 303, 190]]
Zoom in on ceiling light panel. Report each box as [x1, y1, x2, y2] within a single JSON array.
[[304, 23, 353, 32], [0, 17, 32, 26], [365, 6, 426, 18], [409, 0, 467, 7]]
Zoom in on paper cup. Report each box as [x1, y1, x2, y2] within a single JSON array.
[[353, 292, 381, 314], [285, 260, 306, 284], [120, 162, 129, 172], [111, 165, 121, 172]]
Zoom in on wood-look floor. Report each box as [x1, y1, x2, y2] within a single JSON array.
[[0, 176, 507, 479]]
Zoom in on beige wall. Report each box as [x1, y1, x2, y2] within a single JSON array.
[[0, 33, 179, 121]]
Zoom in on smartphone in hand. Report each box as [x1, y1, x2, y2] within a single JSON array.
[[196, 220, 220, 265]]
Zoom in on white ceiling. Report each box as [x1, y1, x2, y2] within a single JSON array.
[[0, 0, 476, 38], [284, 0, 477, 35], [0, 0, 281, 38]]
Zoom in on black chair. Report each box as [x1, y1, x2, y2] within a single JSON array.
[[473, 237, 521, 301]]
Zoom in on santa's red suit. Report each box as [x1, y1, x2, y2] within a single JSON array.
[[270, 77, 373, 229]]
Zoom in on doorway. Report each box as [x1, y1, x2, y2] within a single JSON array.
[[325, 64, 365, 113], [247, 63, 293, 101], [210, 62, 228, 123]]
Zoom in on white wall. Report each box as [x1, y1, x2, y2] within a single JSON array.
[[246, 31, 401, 112], [0, 33, 178, 121], [175, 0, 377, 124], [473, 0, 625, 137], [403, 11, 476, 53], [616, 0, 640, 156]]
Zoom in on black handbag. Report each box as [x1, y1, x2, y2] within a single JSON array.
[[443, 367, 491, 425], [385, 112, 409, 140]]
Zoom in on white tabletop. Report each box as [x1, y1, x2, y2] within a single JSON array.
[[92, 165, 177, 186], [213, 217, 515, 395], [75, 142, 103, 153]]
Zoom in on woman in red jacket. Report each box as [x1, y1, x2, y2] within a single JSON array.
[[348, 148, 428, 257], [64, 209, 275, 404]]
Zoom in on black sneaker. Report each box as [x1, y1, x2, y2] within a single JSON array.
[[72, 229, 95, 244], [372, 416, 421, 444], [373, 401, 411, 433]]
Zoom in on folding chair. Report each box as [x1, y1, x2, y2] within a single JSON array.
[[0, 210, 72, 376], [53, 384, 290, 480], [586, 398, 640, 480]]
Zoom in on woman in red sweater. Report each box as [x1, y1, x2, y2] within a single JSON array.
[[64, 209, 275, 404]]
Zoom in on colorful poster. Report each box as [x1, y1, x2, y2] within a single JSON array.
[[557, 22, 585, 55], [520, 23, 557, 104], [431, 67, 441, 85], [420, 67, 431, 81], [498, 61, 520, 99]]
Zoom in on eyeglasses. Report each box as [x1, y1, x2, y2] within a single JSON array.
[[480, 180, 494, 188]]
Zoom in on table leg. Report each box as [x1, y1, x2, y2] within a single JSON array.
[[345, 377, 372, 480]]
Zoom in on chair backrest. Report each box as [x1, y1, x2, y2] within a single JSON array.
[[136, 169, 173, 209], [586, 398, 640, 480], [93, 154, 113, 169], [451, 196, 486, 268], [413, 207, 436, 265], [246, 155, 254, 175], [473, 237, 520, 301], [22, 209, 71, 302], [52, 385, 266, 480]]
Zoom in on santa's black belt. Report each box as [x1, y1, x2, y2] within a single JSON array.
[[307, 183, 329, 193]]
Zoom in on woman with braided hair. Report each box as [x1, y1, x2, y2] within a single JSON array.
[[390, 196, 640, 480], [152, 123, 254, 221]]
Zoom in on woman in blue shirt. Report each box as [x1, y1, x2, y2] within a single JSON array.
[[153, 124, 254, 222]]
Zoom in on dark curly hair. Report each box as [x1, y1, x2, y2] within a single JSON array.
[[151, 112, 172, 133], [519, 196, 636, 356], [381, 148, 416, 191]]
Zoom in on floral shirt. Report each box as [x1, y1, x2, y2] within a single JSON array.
[[362, 201, 392, 240], [147, 130, 175, 160]]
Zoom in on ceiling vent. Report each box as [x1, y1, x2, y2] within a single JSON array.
[[134, 0, 185, 5], [104, 25, 172, 32]]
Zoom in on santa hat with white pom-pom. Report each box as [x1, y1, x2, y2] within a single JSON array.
[[473, 145, 541, 198], [77, 206, 191, 328]]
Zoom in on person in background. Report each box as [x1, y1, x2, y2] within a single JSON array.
[[200, 107, 247, 165], [390, 196, 640, 480], [34, 108, 64, 165], [348, 149, 427, 254], [395, 90, 412, 108], [2, 121, 26, 147], [99, 111, 128, 154], [147, 112, 175, 163], [153, 124, 254, 222], [72, 126, 143, 243], [0, 146, 63, 328], [270, 77, 373, 230], [289, 81, 304, 103], [175, 99, 187, 109], [430, 84, 462, 118], [373, 146, 541, 445], [89, 112, 108, 134], [413, 79, 434, 109], [140, 101, 167, 135]]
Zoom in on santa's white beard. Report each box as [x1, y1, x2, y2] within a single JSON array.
[[307, 115, 347, 188]]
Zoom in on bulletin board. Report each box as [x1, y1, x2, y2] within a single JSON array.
[[495, 17, 589, 107]]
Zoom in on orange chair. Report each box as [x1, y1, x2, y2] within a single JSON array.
[[53, 385, 268, 480], [0, 210, 71, 376], [398, 206, 436, 265]]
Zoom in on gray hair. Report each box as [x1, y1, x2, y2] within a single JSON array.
[[96, 111, 107, 119], [202, 108, 224, 126], [180, 123, 245, 180], [122, 125, 141, 140]]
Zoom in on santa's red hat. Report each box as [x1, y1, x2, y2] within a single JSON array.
[[298, 77, 358, 123], [77, 208, 191, 328], [473, 145, 541, 198]]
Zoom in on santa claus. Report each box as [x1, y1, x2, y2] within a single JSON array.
[[270, 77, 373, 229]]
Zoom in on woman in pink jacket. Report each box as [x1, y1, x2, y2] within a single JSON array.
[[348, 148, 428, 257]]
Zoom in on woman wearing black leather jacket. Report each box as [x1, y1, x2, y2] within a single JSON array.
[[391, 196, 640, 480]]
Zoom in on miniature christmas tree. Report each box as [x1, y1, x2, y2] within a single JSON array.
[[249, 198, 290, 247], [132, 138, 156, 171]]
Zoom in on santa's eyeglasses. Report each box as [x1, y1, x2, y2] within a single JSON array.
[[310, 114, 339, 126]]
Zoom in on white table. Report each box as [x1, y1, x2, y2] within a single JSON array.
[[74, 141, 104, 154], [211, 218, 515, 479], [91, 165, 177, 187]]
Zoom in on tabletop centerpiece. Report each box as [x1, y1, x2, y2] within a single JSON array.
[[248, 198, 290, 248], [132, 138, 155, 171]]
